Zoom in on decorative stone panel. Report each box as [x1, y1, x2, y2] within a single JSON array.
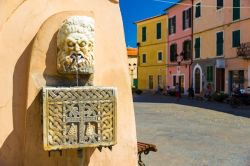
[[43, 86, 117, 151]]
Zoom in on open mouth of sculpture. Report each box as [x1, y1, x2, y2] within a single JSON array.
[[67, 52, 94, 74], [70, 53, 84, 62]]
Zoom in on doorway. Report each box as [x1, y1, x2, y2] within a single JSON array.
[[195, 68, 201, 94], [173, 75, 184, 93], [216, 68, 225, 92], [148, 75, 153, 89]]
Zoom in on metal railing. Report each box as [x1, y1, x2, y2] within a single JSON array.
[[237, 42, 250, 59]]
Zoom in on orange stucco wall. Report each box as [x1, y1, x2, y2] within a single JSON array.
[[0, 1, 137, 166]]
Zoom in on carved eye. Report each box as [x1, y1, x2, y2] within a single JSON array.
[[67, 41, 74, 47], [79, 41, 86, 47], [88, 43, 93, 48]]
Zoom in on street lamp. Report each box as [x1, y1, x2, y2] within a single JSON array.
[[176, 52, 184, 92]]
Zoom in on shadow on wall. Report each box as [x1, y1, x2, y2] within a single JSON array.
[[0, 38, 34, 166]]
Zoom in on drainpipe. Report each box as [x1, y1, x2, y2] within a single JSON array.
[[189, 0, 194, 89]]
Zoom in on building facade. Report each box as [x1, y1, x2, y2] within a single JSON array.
[[223, 0, 250, 94], [166, 0, 192, 94], [127, 47, 138, 88], [192, 0, 250, 94], [135, 14, 168, 91]]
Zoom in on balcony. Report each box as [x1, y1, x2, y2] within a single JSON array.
[[237, 42, 250, 59]]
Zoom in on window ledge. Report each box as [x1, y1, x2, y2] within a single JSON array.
[[216, 55, 224, 58], [216, 7, 224, 12], [232, 19, 240, 23]]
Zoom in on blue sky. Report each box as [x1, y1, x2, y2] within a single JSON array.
[[120, 0, 178, 47]]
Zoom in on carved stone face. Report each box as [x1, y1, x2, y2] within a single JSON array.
[[57, 16, 94, 74]]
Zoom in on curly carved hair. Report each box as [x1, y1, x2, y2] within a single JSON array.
[[57, 16, 95, 49]]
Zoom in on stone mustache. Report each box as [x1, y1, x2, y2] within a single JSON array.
[[43, 16, 117, 151]]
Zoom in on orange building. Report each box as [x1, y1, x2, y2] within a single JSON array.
[[192, 0, 250, 94]]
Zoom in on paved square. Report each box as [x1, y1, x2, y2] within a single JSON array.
[[135, 94, 250, 166]]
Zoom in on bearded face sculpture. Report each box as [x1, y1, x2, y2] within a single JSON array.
[[57, 16, 94, 74]]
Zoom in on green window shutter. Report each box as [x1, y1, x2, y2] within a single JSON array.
[[195, 3, 201, 18], [232, 30, 240, 47], [174, 44, 177, 61], [170, 44, 174, 61], [210, 66, 213, 82], [233, 0, 240, 21], [142, 27, 146, 42], [168, 18, 171, 34], [207, 66, 214, 82], [188, 8, 192, 28], [173, 16, 176, 33], [217, 0, 224, 10], [183, 10, 185, 30], [157, 23, 161, 39], [170, 44, 177, 62], [216, 32, 224, 56], [142, 54, 146, 63], [183, 40, 191, 59], [158, 52, 162, 61], [207, 67, 210, 81], [195, 38, 200, 58]]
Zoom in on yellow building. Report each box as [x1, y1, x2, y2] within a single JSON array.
[[135, 14, 168, 91]]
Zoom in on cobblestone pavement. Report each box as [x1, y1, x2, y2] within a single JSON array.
[[134, 94, 250, 166]]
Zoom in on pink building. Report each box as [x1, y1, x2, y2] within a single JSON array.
[[165, 0, 192, 94]]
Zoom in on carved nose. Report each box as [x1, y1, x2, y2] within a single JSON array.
[[75, 44, 80, 51]]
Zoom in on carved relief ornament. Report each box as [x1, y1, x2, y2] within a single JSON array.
[[57, 16, 95, 74]]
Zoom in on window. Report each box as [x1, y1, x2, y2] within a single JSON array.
[[168, 16, 176, 35], [232, 30, 240, 47], [170, 44, 177, 62], [156, 23, 162, 39], [142, 54, 147, 63], [195, 3, 201, 18], [216, 31, 224, 56], [142, 26, 146, 42], [157, 52, 163, 61], [229, 70, 244, 92], [148, 75, 153, 89], [194, 37, 201, 58], [233, 0, 240, 21], [207, 66, 214, 82], [183, 8, 192, 30], [217, 0, 224, 10], [183, 40, 191, 60], [173, 75, 177, 86]]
